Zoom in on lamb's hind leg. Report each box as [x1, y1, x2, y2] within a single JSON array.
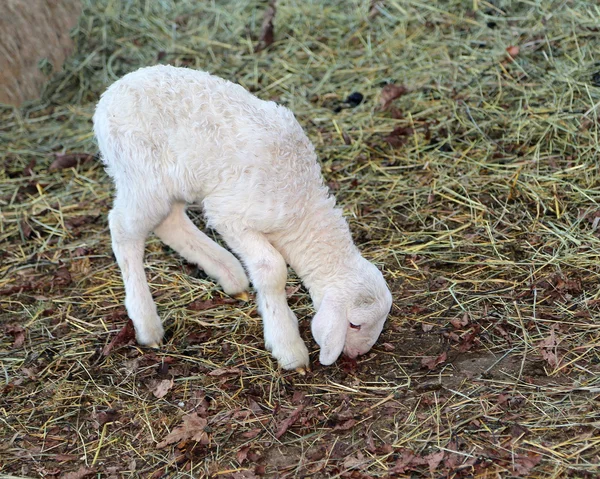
[[109, 198, 169, 347], [154, 203, 249, 296], [213, 225, 309, 370]]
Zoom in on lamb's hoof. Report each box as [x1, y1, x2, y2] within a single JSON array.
[[133, 317, 165, 348], [271, 340, 310, 371], [234, 291, 250, 302], [295, 366, 309, 375]]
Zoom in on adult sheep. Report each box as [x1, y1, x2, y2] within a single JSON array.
[[93, 65, 392, 371]]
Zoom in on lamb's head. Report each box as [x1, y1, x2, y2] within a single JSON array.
[[311, 258, 392, 365]]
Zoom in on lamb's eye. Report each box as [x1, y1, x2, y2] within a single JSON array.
[[356, 297, 374, 308], [349, 323, 362, 331]]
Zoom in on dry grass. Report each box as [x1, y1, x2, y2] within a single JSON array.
[[2, 0, 600, 477]]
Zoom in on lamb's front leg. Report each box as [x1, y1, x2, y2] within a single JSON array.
[[216, 228, 309, 370]]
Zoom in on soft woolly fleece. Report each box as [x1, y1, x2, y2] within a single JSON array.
[[93, 65, 392, 369]]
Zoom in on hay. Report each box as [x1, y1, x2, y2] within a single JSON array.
[[0, 0, 83, 106], [1, 0, 600, 477]]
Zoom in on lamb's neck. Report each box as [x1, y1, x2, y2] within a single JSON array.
[[275, 200, 360, 303]]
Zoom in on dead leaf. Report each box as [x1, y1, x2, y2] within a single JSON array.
[[62, 466, 96, 479], [450, 313, 469, 329], [188, 297, 236, 311], [343, 451, 365, 470], [236, 445, 250, 464], [421, 351, 447, 370], [157, 413, 210, 448], [102, 319, 137, 356], [340, 355, 358, 373], [53, 454, 78, 462], [333, 418, 357, 431], [186, 330, 212, 344], [538, 328, 560, 368], [274, 405, 304, 439], [389, 450, 417, 474], [424, 451, 445, 473], [49, 152, 93, 171], [383, 126, 413, 147], [95, 408, 120, 427], [512, 453, 541, 476], [382, 342, 395, 351], [20, 219, 34, 239], [506, 45, 520, 58], [230, 472, 260, 479], [52, 265, 72, 287], [148, 378, 174, 399], [255, 1, 276, 52], [208, 367, 241, 377], [241, 428, 261, 439], [389, 449, 444, 474], [285, 284, 301, 298], [23, 158, 36, 176], [380, 83, 408, 110], [457, 324, 481, 352], [5, 324, 25, 348]]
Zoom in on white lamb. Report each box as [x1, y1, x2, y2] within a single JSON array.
[[93, 65, 392, 370]]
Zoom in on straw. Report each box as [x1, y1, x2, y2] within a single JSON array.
[[1, 0, 600, 477]]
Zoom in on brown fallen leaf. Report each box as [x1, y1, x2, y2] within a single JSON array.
[[450, 313, 469, 329], [255, 1, 276, 52], [383, 126, 413, 147], [421, 351, 447, 370], [62, 466, 96, 479], [236, 445, 250, 464], [333, 418, 357, 431], [230, 472, 260, 479], [53, 454, 78, 462], [389, 449, 444, 474], [52, 265, 72, 287], [389, 449, 417, 474], [424, 451, 445, 474], [5, 324, 25, 348], [506, 45, 520, 59], [187, 297, 237, 311], [512, 453, 541, 476], [23, 158, 36, 176], [241, 428, 262, 439], [95, 408, 120, 427], [343, 451, 365, 470], [274, 405, 304, 439], [49, 152, 94, 171], [208, 367, 241, 377], [148, 378, 174, 399], [538, 328, 560, 368], [20, 219, 34, 239], [457, 324, 481, 353], [285, 284, 301, 298], [157, 413, 210, 448], [102, 319, 137, 356], [380, 83, 408, 110]]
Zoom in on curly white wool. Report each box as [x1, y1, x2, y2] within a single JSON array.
[[93, 65, 392, 369]]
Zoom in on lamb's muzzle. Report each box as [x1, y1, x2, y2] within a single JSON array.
[[93, 64, 393, 369]]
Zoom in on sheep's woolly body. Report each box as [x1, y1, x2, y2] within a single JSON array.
[[94, 65, 392, 369]]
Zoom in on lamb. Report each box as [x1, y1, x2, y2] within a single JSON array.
[[93, 65, 392, 370]]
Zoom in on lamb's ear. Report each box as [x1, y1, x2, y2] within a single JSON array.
[[311, 295, 347, 366]]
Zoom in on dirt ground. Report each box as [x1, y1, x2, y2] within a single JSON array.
[[2, 1, 600, 478]]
